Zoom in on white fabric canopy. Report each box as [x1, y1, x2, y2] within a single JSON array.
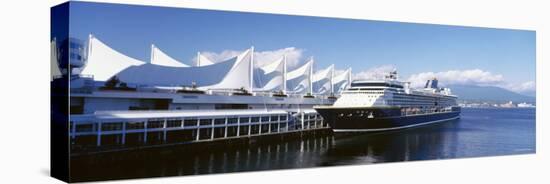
[[312, 64, 334, 94], [286, 58, 313, 94], [286, 59, 312, 80], [117, 53, 240, 87], [260, 57, 283, 73], [200, 48, 253, 90], [80, 35, 145, 81], [197, 52, 215, 66], [256, 56, 284, 91], [333, 68, 352, 94], [150, 44, 189, 67], [51, 39, 62, 80], [312, 64, 333, 82], [78, 34, 351, 93]]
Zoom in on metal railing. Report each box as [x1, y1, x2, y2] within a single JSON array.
[[70, 111, 328, 148]]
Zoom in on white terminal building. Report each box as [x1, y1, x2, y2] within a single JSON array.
[[51, 35, 352, 150]]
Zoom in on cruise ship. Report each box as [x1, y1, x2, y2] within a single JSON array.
[[314, 70, 461, 132], [51, 35, 352, 152]]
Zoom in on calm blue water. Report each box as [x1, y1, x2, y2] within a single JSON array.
[[322, 108, 536, 164], [72, 108, 536, 181]]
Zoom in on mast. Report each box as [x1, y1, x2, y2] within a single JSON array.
[[150, 44, 155, 63], [348, 67, 352, 88], [87, 34, 93, 68], [283, 54, 287, 94], [330, 64, 334, 94], [197, 52, 201, 66], [309, 57, 314, 95], [249, 46, 254, 91]]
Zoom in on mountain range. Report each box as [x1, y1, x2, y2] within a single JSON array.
[[445, 85, 535, 103]]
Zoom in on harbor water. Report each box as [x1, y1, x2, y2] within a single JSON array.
[[71, 108, 536, 182]]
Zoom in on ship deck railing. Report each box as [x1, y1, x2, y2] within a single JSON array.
[[401, 107, 456, 116]]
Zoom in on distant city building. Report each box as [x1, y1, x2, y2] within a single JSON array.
[[459, 100, 535, 109], [500, 101, 516, 108], [517, 102, 535, 108]]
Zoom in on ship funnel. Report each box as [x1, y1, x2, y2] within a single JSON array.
[[424, 78, 438, 89]]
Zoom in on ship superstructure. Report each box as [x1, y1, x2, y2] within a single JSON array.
[[315, 70, 461, 132]]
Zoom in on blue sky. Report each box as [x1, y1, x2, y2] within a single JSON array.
[[66, 2, 536, 93]]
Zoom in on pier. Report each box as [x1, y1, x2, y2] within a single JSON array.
[[59, 34, 349, 156], [70, 109, 328, 155]]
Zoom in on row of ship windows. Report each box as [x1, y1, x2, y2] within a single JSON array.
[[388, 100, 455, 104], [344, 92, 384, 94], [391, 101, 456, 105], [390, 99, 454, 103], [390, 103, 460, 107], [389, 99, 455, 102], [350, 83, 403, 88], [391, 98, 455, 103], [392, 94, 454, 99], [347, 88, 399, 92], [389, 103, 456, 106], [393, 94, 455, 100]]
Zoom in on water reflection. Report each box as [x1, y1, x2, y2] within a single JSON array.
[[72, 121, 459, 181], [71, 108, 536, 182], [324, 120, 461, 165]]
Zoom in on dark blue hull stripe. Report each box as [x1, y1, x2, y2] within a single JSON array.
[[332, 116, 459, 132], [315, 108, 460, 132]]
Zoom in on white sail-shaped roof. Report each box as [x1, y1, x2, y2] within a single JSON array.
[[80, 35, 145, 81], [197, 52, 215, 66], [259, 76, 283, 91], [150, 44, 189, 67], [256, 56, 284, 91], [333, 68, 352, 94], [51, 39, 62, 81], [200, 48, 253, 90], [286, 59, 313, 94], [116, 53, 240, 87], [312, 64, 334, 94], [260, 57, 284, 73]]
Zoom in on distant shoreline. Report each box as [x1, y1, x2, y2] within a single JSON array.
[[460, 106, 536, 109]]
